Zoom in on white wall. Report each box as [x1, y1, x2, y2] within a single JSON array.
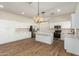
[[48, 14, 71, 29], [0, 11, 35, 44], [49, 14, 71, 22], [49, 21, 71, 29], [39, 22, 50, 32], [0, 11, 34, 23]]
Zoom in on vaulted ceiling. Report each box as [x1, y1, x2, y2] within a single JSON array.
[[0, 2, 77, 19]]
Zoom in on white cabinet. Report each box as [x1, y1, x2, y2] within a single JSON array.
[[0, 32, 31, 44], [71, 13, 79, 28], [36, 32, 53, 44], [64, 36, 79, 55]]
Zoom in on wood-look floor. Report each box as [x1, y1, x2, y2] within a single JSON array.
[[0, 38, 75, 56]]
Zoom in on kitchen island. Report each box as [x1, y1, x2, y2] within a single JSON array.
[[35, 32, 53, 44]]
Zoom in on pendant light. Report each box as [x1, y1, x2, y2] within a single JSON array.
[[33, 1, 44, 23]]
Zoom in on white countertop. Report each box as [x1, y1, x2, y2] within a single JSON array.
[[36, 31, 53, 36], [64, 33, 79, 39]]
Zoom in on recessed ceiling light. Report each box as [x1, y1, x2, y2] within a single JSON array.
[[0, 5, 4, 8], [57, 9, 61, 12], [22, 12, 24, 15]]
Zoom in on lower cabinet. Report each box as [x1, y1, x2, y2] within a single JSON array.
[[0, 32, 31, 44], [64, 36, 79, 55], [36, 32, 53, 44]]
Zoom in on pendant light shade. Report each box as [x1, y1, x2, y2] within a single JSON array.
[[34, 16, 44, 23]]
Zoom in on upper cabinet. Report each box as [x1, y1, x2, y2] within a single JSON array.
[[71, 3, 79, 29]]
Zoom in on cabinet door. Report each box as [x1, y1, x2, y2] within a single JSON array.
[[64, 37, 79, 55], [36, 34, 53, 44]]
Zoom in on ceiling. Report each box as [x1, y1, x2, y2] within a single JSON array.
[[0, 2, 77, 19]]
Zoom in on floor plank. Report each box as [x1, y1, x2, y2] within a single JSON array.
[[0, 38, 76, 56]]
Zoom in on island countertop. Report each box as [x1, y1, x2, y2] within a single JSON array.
[[36, 31, 53, 36]]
